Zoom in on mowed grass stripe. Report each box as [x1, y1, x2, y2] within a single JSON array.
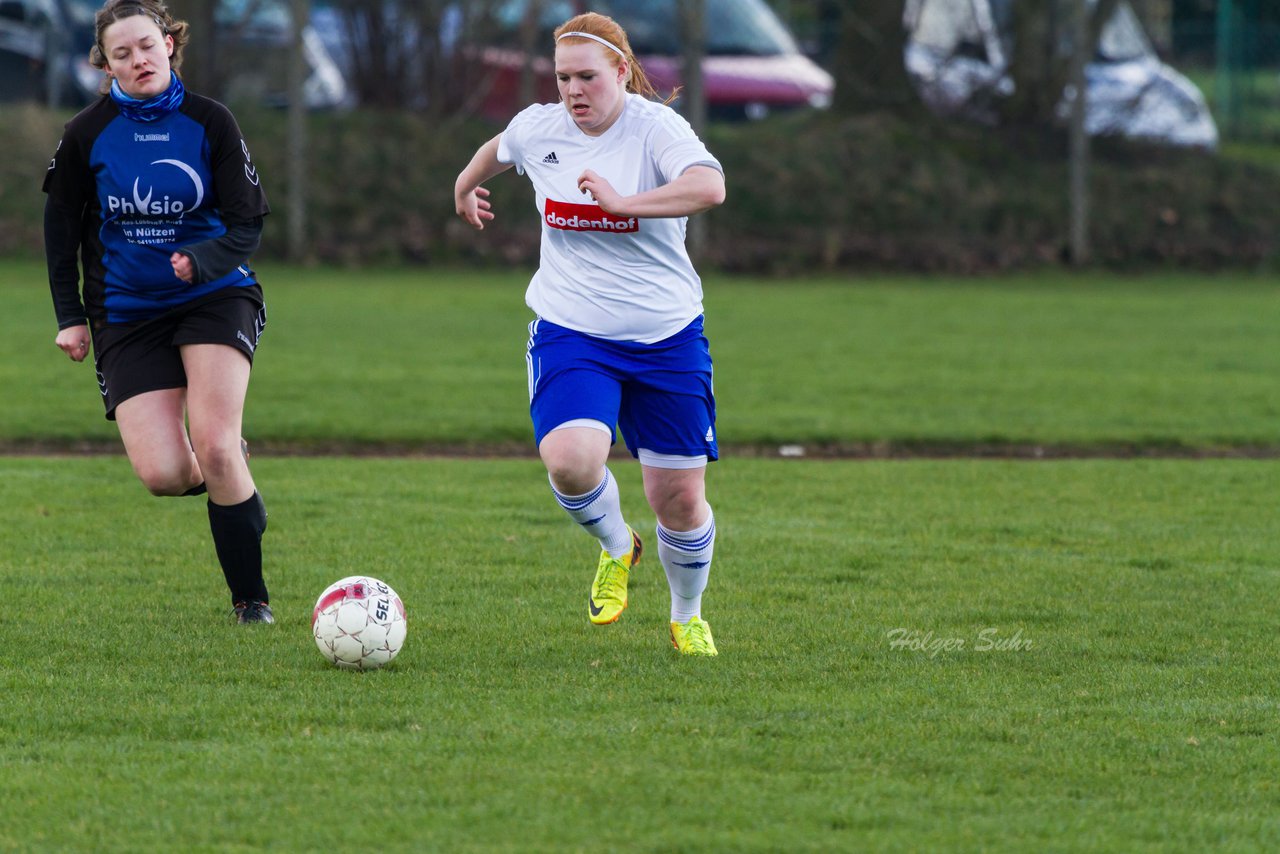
[[3, 262, 1278, 448]]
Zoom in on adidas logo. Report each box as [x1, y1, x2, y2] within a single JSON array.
[[542, 152, 559, 164], [705, 426, 715, 442]]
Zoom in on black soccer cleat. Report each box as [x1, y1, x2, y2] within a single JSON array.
[[232, 600, 274, 624]]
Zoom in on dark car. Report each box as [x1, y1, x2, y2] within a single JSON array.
[[213, 0, 350, 109], [478, 0, 834, 121], [0, 0, 99, 106]]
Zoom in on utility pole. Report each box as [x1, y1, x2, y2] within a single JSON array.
[[287, 0, 309, 262], [519, 0, 543, 108], [680, 0, 707, 260], [1215, 0, 1237, 138], [181, 0, 218, 96], [45, 26, 66, 109], [1068, 0, 1091, 266]]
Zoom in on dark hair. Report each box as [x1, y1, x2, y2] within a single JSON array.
[[554, 12, 677, 104], [90, 0, 189, 83]]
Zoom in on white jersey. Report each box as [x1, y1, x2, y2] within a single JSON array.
[[497, 93, 722, 344]]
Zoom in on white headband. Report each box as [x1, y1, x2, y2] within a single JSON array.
[[556, 31, 626, 60]]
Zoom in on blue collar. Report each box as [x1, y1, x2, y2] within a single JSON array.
[[110, 72, 185, 122]]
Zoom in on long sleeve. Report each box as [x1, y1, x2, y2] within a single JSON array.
[[44, 196, 86, 330], [176, 216, 264, 284]]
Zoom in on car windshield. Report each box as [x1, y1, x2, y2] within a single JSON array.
[[1096, 3, 1151, 63], [494, 0, 798, 57], [909, 0, 1151, 64], [908, 0, 985, 53]]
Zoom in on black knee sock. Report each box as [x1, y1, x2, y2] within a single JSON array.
[[182, 482, 207, 496], [208, 492, 268, 603]]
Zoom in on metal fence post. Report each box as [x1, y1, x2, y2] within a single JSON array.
[[1214, 0, 1237, 139]]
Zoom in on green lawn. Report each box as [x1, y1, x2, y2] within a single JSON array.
[[4, 262, 1278, 450], [1, 455, 1278, 850], [3, 264, 1278, 850]]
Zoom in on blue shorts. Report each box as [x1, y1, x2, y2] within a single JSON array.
[[526, 316, 718, 463]]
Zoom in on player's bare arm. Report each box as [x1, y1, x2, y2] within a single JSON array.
[[455, 134, 514, 230], [577, 165, 725, 219]]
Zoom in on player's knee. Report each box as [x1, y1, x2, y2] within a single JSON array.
[[545, 458, 603, 495], [540, 444, 605, 494], [137, 466, 192, 497], [190, 438, 245, 486], [652, 490, 708, 531]]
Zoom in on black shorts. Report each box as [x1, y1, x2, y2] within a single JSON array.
[[91, 284, 266, 421]]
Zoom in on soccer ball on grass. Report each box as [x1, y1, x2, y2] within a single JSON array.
[[312, 576, 407, 670]]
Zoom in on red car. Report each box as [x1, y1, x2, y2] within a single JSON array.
[[472, 0, 834, 122]]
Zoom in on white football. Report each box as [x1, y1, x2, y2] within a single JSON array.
[[312, 576, 407, 670]]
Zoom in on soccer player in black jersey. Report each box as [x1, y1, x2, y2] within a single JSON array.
[[43, 0, 273, 624]]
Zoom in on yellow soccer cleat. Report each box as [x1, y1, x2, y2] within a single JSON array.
[[588, 527, 642, 625], [670, 616, 718, 656]]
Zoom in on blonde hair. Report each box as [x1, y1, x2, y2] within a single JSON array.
[[554, 12, 677, 104], [90, 0, 189, 80]]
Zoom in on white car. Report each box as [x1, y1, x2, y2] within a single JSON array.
[[903, 0, 1218, 149]]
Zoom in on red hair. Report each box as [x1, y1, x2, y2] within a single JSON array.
[[554, 12, 677, 104]]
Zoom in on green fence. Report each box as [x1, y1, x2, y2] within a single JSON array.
[[1175, 0, 1280, 143]]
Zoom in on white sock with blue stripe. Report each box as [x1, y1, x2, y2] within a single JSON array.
[[658, 507, 715, 623], [550, 469, 633, 559]]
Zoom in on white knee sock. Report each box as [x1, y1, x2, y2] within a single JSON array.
[[550, 469, 633, 558], [658, 507, 715, 623]]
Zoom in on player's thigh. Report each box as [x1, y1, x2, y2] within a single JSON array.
[[180, 343, 251, 445], [115, 387, 197, 491], [174, 286, 263, 444], [181, 344, 255, 502]]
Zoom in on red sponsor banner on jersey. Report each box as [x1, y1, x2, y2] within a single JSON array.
[[544, 199, 638, 233]]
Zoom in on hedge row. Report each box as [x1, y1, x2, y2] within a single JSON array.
[[3, 102, 1277, 272]]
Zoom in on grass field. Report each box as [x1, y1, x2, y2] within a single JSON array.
[[1, 456, 1278, 850], [2, 264, 1279, 850], [4, 261, 1278, 450]]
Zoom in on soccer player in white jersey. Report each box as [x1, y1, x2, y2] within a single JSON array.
[[454, 11, 726, 656]]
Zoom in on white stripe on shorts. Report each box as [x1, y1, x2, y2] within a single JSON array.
[[551, 419, 613, 435], [525, 318, 540, 401], [638, 448, 708, 469]]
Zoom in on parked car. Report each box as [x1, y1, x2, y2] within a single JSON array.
[[903, 0, 1218, 149], [476, 0, 834, 121], [0, 0, 100, 106], [214, 0, 351, 110], [0, 0, 349, 109], [310, 0, 831, 120]]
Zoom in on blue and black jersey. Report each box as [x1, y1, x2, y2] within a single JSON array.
[[43, 91, 269, 328]]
